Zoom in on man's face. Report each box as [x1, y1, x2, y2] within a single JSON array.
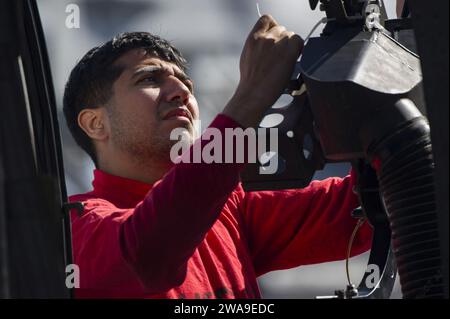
[[105, 48, 199, 165]]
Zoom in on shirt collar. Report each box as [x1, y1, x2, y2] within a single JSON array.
[[91, 169, 154, 208]]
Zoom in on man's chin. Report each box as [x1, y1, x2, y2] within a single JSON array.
[[166, 125, 195, 145], [163, 115, 193, 126], [163, 116, 193, 130], [163, 119, 193, 132]]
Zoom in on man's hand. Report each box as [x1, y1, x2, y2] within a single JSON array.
[[223, 15, 304, 128]]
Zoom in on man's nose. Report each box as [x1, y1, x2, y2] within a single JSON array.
[[166, 76, 191, 105]]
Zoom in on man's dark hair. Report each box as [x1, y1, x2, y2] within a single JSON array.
[[63, 32, 187, 166]]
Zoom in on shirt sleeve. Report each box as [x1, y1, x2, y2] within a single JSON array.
[[238, 171, 373, 277]]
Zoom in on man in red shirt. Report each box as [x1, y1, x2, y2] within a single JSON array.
[[64, 15, 371, 298]]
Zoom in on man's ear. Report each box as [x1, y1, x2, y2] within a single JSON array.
[[78, 107, 110, 142]]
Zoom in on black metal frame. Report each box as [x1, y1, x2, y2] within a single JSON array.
[[0, 0, 71, 298]]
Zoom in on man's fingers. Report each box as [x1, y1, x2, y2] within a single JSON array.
[[267, 25, 287, 37], [277, 32, 305, 59], [282, 30, 295, 38], [274, 30, 304, 52], [290, 34, 305, 52], [251, 14, 278, 34]]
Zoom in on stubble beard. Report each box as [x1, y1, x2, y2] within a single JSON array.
[[110, 116, 195, 170]]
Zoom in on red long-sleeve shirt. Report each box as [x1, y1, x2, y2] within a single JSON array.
[[69, 114, 372, 299]]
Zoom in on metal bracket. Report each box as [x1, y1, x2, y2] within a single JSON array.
[[62, 201, 84, 217]]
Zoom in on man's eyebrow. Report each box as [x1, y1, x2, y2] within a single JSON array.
[[131, 65, 163, 80], [131, 65, 192, 83]]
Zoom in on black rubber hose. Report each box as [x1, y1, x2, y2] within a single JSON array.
[[368, 105, 444, 298]]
